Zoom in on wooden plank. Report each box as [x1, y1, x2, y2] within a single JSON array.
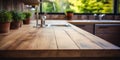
[[27, 27, 57, 50], [0, 50, 120, 58], [0, 25, 57, 50], [70, 24, 120, 49], [53, 27, 79, 49], [11, 28, 38, 50], [0, 25, 32, 50], [63, 27, 102, 49]]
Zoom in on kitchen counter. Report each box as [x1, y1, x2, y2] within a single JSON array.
[[0, 20, 120, 58], [68, 20, 120, 24]]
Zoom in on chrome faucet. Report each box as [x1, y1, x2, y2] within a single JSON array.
[[99, 14, 105, 20], [94, 14, 105, 20], [41, 13, 47, 27], [94, 14, 98, 20]]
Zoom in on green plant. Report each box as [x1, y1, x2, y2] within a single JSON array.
[[65, 9, 74, 13], [68, 0, 113, 13], [65, 9, 74, 20], [66, 9, 74, 13], [21, 12, 26, 20], [23, 12, 31, 18], [11, 11, 25, 21], [42, 0, 113, 13], [64, 9, 74, 16], [0, 10, 12, 23]]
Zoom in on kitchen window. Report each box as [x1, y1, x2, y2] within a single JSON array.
[[41, 0, 114, 14], [118, 0, 120, 13]]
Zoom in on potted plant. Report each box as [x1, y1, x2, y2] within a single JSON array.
[[0, 10, 12, 33], [10, 11, 25, 29], [20, 12, 26, 27], [65, 9, 74, 20], [23, 12, 31, 24]]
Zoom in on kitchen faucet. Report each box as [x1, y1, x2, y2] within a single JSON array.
[[99, 14, 105, 20], [94, 14, 105, 20], [40, 13, 47, 27]]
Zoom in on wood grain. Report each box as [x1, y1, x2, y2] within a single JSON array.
[[0, 21, 119, 50], [0, 20, 120, 58], [53, 27, 79, 49], [69, 24, 120, 49], [63, 27, 102, 49]]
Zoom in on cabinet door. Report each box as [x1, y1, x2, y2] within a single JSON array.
[[74, 24, 94, 34], [95, 24, 120, 46]]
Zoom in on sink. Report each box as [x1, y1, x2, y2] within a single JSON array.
[[46, 24, 71, 27]]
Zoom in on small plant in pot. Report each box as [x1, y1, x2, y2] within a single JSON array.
[[20, 12, 26, 27], [23, 12, 31, 24], [10, 11, 25, 29], [65, 9, 74, 20], [0, 10, 12, 33]]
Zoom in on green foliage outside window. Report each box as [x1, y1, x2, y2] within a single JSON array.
[[42, 0, 113, 13], [119, 0, 120, 13]]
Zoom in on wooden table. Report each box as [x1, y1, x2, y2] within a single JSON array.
[[0, 20, 120, 58]]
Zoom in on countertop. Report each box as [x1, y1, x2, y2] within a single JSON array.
[[67, 20, 120, 24], [0, 20, 120, 58]]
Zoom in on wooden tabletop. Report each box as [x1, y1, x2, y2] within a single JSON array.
[[0, 20, 120, 58]]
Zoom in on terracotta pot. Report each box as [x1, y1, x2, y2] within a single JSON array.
[[23, 18, 30, 24], [10, 21, 21, 29], [66, 13, 73, 20], [0, 22, 10, 33]]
